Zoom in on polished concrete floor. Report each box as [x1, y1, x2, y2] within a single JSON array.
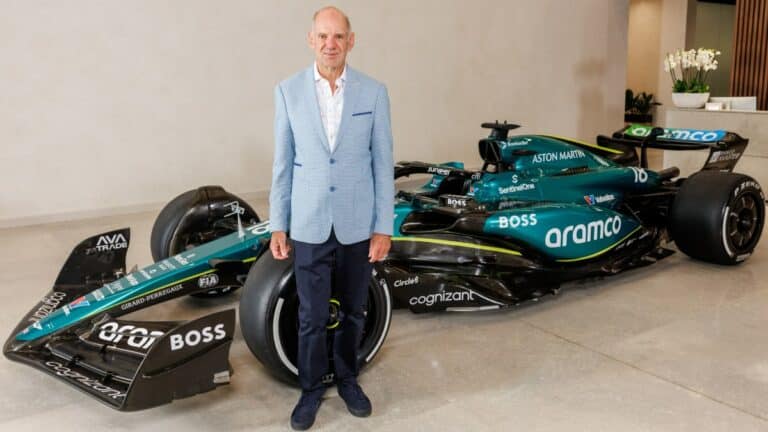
[[1, 201, 767, 431]]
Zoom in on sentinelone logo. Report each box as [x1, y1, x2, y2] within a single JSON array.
[[498, 183, 535, 194]]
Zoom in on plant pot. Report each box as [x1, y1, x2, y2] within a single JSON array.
[[624, 113, 653, 124], [671, 92, 710, 109]]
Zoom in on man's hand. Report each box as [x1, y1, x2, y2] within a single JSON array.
[[270, 231, 291, 260], [368, 233, 391, 263]]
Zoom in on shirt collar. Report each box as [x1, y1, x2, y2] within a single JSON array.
[[314, 62, 347, 84]]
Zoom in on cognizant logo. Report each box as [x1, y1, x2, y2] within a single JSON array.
[[545, 216, 622, 248], [409, 291, 475, 307]]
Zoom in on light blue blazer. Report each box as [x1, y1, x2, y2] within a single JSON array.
[[269, 65, 394, 245]]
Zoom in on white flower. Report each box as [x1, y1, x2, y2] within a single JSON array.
[[663, 47, 721, 92], [665, 53, 677, 69]]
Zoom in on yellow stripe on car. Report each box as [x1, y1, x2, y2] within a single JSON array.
[[555, 227, 643, 263], [392, 236, 522, 256], [541, 134, 624, 155], [83, 269, 218, 321]]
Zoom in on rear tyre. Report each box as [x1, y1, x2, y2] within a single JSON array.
[[670, 171, 765, 264], [239, 253, 392, 386], [150, 185, 260, 297]]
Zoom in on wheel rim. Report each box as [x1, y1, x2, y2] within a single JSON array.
[[275, 274, 388, 379], [727, 192, 762, 251]]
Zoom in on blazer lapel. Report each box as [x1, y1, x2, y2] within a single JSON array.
[[333, 67, 360, 155], [304, 66, 331, 153]]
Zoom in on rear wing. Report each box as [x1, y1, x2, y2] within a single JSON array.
[[600, 124, 749, 172]]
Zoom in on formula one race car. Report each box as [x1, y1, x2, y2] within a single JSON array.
[[5, 123, 764, 411]]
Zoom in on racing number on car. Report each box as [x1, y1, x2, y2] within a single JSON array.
[[247, 221, 271, 236], [630, 167, 648, 183]]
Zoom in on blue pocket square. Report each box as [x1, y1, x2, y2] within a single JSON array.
[[352, 111, 372, 117], [293, 162, 302, 167]]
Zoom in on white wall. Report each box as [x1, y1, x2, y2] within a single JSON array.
[[0, 0, 629, 227], [655, 0, 694, 108], [627, 0, 662, 95]]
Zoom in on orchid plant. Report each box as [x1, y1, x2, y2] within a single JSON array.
[[663, 48, 721, 93]]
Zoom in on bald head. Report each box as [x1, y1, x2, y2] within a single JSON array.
[[308, 6, 355, 74], [312, 6, 351, 32]]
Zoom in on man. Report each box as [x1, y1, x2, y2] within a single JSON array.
[[268, 6, 394, 431]]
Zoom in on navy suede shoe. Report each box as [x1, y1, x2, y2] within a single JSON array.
[[337, 379, 372, 417], [290, 390, 324, 430]]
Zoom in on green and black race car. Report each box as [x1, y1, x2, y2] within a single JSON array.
[[5, 123, 764, 410]]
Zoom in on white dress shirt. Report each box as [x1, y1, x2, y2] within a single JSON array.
[[314, 62, 346, 152]]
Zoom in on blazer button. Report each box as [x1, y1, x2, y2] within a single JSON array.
[[330, 186, 336, 192], [329, 158, 335, 164]]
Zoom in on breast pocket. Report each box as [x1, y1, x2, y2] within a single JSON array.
[[350, 108, 373, 135]]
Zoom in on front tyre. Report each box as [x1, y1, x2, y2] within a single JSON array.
[[670, 171, 765, 264], [239, 253, 392, 385], [150, 185, 260, 297]]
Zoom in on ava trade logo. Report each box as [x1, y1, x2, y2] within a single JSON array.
[[87, 233, 128, 254]]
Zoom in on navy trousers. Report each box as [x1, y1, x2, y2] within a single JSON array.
[[292, 229, 371, 392]]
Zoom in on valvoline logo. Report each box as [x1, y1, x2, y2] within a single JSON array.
[[583, 193, 616, 206]]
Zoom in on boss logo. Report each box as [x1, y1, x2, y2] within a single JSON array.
[[498, 213, 537, 229], [98, 322, 164, 350], [446, 197, 467, 207], [169, 324, 227, 351]]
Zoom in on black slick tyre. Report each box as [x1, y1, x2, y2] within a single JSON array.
[[150, 185, 259, 297], [670, 171, 765, 265], [239, 253, 392, 385]]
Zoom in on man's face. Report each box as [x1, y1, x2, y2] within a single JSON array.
[[308, 10, 354, 70]]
